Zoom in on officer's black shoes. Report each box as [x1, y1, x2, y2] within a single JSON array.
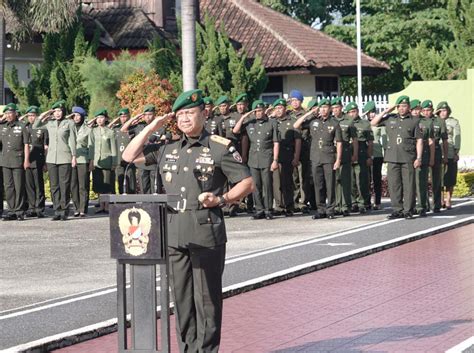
[[228, 210, 238, 218], [251, 212, 265, 220], [301, 206, 310, 214], [387, 212, 402, 219], [61, 214, 69, 221], [3, 214, 17, 221], [359, 207, 367, 214], [312, 213, 326, 219], [17, 214, 25, 221], [26, 211, 37, 218], [327, 214, 335, 219], [73, 212, 80, 217], [51, 215, 61, 221], [404, 212, 414, 219], [342, 210, 350, 217], [419, 210, 427, 217], [351, 206, 359, 213], [37, 212, 45, 218], [433, 208, 441, 213], [372, 204, 381, 210]]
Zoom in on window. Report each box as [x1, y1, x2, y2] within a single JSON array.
[[260, 93, 281, 105], [264, 76, 283, 93], [315, 76, 339, 98]]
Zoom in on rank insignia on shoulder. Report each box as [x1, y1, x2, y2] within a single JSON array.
[[210, 135, 231, 147]]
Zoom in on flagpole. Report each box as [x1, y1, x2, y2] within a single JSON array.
[[356, 0, 362, 111]]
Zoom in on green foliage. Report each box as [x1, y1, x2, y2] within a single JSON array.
[[453, 172, 474, 197], [148, 36, 181, 80]]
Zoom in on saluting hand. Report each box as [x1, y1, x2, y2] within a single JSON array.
[[149, 112, 175, 132]]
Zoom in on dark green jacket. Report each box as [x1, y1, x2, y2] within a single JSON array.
[[0, 120, 30, 168], [243, 116, 280, 169], [303, 115, 343, 164]]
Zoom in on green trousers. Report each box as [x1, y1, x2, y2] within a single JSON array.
[[273, 162, 295, 211], [387, 162, 416, 214], [312, 162, 336, 215], [335, 162, 352, 212], [2, 167, 26, 216], [352, 162, 371, 209], [430, 162, 443, 210], [47, 163, 72, 216], [416, 164, 430, 212], [250, 167, 273, 213], [25, 164, 46, 213], [71, 163, 90, 214]]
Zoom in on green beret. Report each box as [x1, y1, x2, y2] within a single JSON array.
[[363, 101, 376, 113], [203, 97, 214, 105], [118, 108, 130, 115], [215, 95, 230, 106], [396, 95, 410, 105], [318, 98, 331, 107], [251, 100, 265, 110], [272, 98, 287, 107], [3, 102, 18, 113], [26, 105, 40, 114], [436, 101, 450, 110], [307, 99, 318, 110], [331, 97, 343, 106], [234, 93, 248, 104], [51, 100, 66, 109], [345, 102, 358, 112], [94, 108, 108, 118], [172, 89, 204, 113], [410, 99, 421, 109], [421, 100, 433, 109], [143, 104, 155, 113]]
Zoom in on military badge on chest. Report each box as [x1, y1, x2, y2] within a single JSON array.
[[162, 149, 180, 183], [194, 147, 215, 189]]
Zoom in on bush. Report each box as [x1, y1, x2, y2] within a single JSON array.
[[453, 172, 474, 197]]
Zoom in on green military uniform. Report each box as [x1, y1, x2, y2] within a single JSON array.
[[34, 100, 77, 219], [24, 106, 48, 217], [71, 109, 91, 216], [272, 98, 301, 215], [302, 99, 343, 218], [114, 108, 137, 194], [89, 109, 117, 195], [217, 96, 241, 150], [0, 104, 29, 220], [332, 99, 357, 215], [441, 102, 461, 189], [429, 109, 448, 211], [203, 97, 223, 136], [376, 96, 423, 218], [142, 89, 251, 353], [350, 103, 374, 212]]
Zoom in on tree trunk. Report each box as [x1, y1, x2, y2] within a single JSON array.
[[181, 0, 197, 91], [0, 15, 5, 104]]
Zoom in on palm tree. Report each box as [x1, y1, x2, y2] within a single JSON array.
[[181, 0, 197, 90], [0, 0, 79, 103]]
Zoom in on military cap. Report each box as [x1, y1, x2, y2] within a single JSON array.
[[202, 97, 214, 105], [272, 98, 287, 107], [215, 95, 230, 106], [410, 99, 421, 109], [395, 95, 410, 105], [421, 100, 433, 109], [363, 101, 376, 113], [289, 89, 304, 102], [251, 100, 265, 110], [51, 100, 66, 109], [94, 108, 108, 118], [143, 104, 156, 113], [436, 101, 450, 110], [72, 106, 86, 117], [118, 107, 130, 115], [307, 99, 318, 110], [26, 105, 40, 114], [2, 102, 18, 113], [318, 98, 331, 107], [234, 93, 248, 104], [331, 97, 343, 106], [345, 102, 358, 112], [172, 89, 204, 113]]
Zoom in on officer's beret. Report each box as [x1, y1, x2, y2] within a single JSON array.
[[318, 98, 331, 107], [94, 108, 108, 118], [234, 93, 248, 104], [421, 100, 433, 109], [251, 100, 265, 110], [363, 101, 376, 113], [172, 89, 204, 113], [118, 107, 130, 115], [26, 105, 40, 114], [436, 101, 450, 111], [331, 97, 343, 106], [307, 99, 318, 110], [72, 106, 87, 117], [395, 95, 410, 105], [2, 102, 18, 113], [215, 95, 230, 106], [51, 100, 66, 109], [409, 99, 421, 109], [143, 104, 155, 113], [345, 102, 358, 112], [202, 97, 213, 105], [289, 89, 304, 102], [272, 98, 287, 107]]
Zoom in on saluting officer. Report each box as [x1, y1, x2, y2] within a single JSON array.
[[233, 100, 280, 220], [122, 89, 254, 353], [410, 99, 422, 118], [294, 98, 343, 219], [24, 105, 48, 218], [347, 102, 374, 214], [332, 97, 358, 216], [438, 101, 460, 209], [0, 103, 30, 221], [203, 97, 223, 136], [371, 96, 423, 219]]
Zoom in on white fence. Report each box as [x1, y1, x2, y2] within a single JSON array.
[[316, 95, 390, 113]]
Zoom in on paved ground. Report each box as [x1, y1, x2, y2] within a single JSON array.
[[54, 224, 474, 353]]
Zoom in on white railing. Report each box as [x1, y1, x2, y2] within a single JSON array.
[[317, 95, 390, 113]]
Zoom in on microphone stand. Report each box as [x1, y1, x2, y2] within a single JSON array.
[[153, 132, 172, 194]]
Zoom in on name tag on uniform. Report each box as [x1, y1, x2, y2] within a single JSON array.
[[312, 121, 319, 127], [196, 157, 214, 165], [165, 154, 179, 162]]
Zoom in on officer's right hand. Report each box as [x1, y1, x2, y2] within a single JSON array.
[[150, 113, 174, 132], [198, 192, 219, 208], [414, 159, 421, 169]]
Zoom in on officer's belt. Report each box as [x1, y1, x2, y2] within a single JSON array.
[[317, 141, 334, 148], [173, 199, 203, 213]]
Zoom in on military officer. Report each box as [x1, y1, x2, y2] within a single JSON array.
[[410, 99, 422, 118], [347, 102, 374, 213], [34, 100, 77, 221], [371, 96, 424, 219], [233, 100, 280, 219], [217, 95, 239, 147], [332, 97, 358, 216], [294, 98, 343, 219], [70, 106, 91, 217], [89, 109, 117, 214], [0, 103, 30, 221], [438, 101, 460, 209], [24, 105, 48, 218], [203, 97, 223, 136], [270, 98, 301, 216], [111, 108, 137, 194], [122, 89, 254, 353], [426, 101, 448, 212], [364, 101, 386, 210]]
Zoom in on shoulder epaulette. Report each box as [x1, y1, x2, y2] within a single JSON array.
[[210, 135, 231, 147]]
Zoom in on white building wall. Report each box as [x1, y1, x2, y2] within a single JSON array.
[[4, 43, 43, 88]]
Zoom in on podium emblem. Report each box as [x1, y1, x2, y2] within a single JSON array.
[[118, 207, 152, 256]]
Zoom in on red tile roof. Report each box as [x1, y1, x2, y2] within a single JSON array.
[[200, 0, 389, 74]]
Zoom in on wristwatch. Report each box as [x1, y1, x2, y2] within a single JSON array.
[[217, 195, 227, 208]]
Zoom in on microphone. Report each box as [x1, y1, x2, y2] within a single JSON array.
[[153, 132, 172, 194]]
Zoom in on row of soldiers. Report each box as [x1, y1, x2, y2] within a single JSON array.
[[0, 90, 461, 221]]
